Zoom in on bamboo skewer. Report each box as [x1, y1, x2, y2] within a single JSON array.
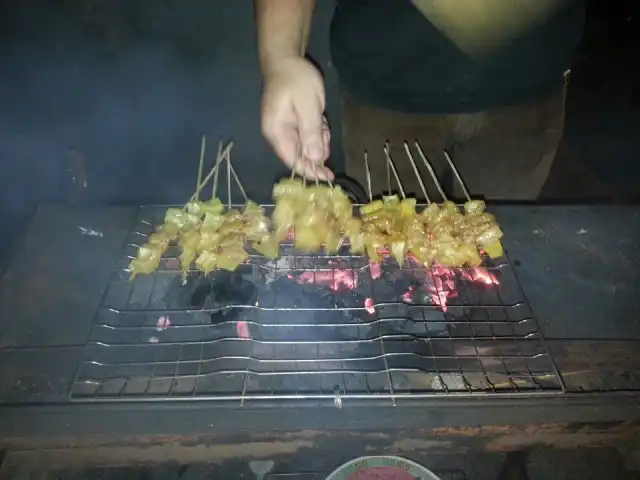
[[212, 140, 223, 199], [227, 148, 232, 208], [229, 160, 248, 202], [289, 140, 334, 187], [414, 141, 447, 201], [403, 142, 430, 204], [383, 143, 405, 199], [290, 157, 298, 180], [196, 135, 206, 201], [385, 145, 392, 194], [189, 142, 232, 204], [364, 150, 373, 202], [186, 161, 219, 206], [444, 150, 471, 202], [313, 164, 320, 187], [212, 141, 229, 200], [292, 145, 306, 186]]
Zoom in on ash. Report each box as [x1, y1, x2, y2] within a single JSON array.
[[161, 257, 456, 346], [162, 270, 375, 343]]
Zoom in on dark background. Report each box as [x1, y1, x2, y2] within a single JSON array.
[[0, 0, 638, 264]]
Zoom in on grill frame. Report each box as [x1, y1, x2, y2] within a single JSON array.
[[69, 205, 565, 405]]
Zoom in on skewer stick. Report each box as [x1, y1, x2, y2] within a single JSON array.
[[403, 142, 430, 203], [227, 147, 232, 208], [383, 143, 405, 198], [196, 135, 206, 200], [364, 150, 373, 202], [189, 142, 232, 204], [385, 142, 392, 194], [313, 164, 320, 187], [290, 143, 301, 180], [443, 150, 471, 201], [212, 140, 222, 199], [290, 142, 333, 187], [212, 141, 229, 199], [414, 141, 447, 201], [229, 161, 248, 202]]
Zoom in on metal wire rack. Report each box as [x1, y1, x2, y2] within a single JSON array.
[[70, 201, 564, 405]]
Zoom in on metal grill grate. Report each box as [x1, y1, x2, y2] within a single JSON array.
[[70, 205, 564, 405]]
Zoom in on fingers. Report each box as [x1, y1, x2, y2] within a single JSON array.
[[261, 85, 333, 181], [259, 57, 334, 182], [295, 159, 334, 181], [263, 113, 299, 170], [265, 119, 334, 181], [294, 90, 330, 161], [321, 115, 331, 157], [293, 117, 334, 181]]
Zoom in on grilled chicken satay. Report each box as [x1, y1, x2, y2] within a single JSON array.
[[357, 196, 502, 268], [130, 197, 268, 278], [130, 179, 505, 280], [271, 178, 353, 254]]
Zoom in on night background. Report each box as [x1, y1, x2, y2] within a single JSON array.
[[0, 1, 638, 477]]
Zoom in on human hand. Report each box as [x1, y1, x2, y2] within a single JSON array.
[[260, 57, 333, 181]]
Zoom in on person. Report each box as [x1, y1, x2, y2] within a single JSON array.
[[255, 0, 585, 200]]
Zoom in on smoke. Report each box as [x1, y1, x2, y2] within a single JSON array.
[[0, 0, 271, 258]]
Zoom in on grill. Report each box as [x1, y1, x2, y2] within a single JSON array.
[[70, 203, 564, 405]]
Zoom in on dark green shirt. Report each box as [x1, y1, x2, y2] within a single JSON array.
[[330, 0, 585, 114]]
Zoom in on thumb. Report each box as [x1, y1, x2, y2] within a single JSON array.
[[296, 99, 325, 163]]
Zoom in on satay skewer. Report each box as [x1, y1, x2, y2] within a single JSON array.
[[212, 140, 229, 199], [227, 146, 232, 208], [212, 140, 223, 199], [383, 143, 406, 198], [403, 142, 430, 204], [364, 150, 373, 202], [290, 141, 334, 187], [294, 144, 308, 187], [313, 163, 320, 187], [196, 135, 206, 200], [228, 157, 248, 203], [444, 150, 471, 202], [189, 142, 233, 204], [290, 146, 299, 180], [385, 145, 392, 195], [414, 140, 447, 201]]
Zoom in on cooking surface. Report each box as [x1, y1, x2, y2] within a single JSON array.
[[0, 203, 638, 407], [67, 206, 562, 404]]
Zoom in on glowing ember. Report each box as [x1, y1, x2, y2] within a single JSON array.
[[278, 238, 499, 315], [236, 321, 250, 340], [460, 268, 499, 285], [292, 269, 357, 291], [156, 315, 171, 331], [364, 297, 375, 314], [292, 250, 499, 313], [401, 286, 414, 304], [369, 262, 382, 279]]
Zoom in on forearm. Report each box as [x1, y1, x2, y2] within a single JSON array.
[[255, 0, 316, 74]]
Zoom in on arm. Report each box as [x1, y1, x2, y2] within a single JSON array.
[[255, 0, 316, 75], [254, 0, 332, 180]]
